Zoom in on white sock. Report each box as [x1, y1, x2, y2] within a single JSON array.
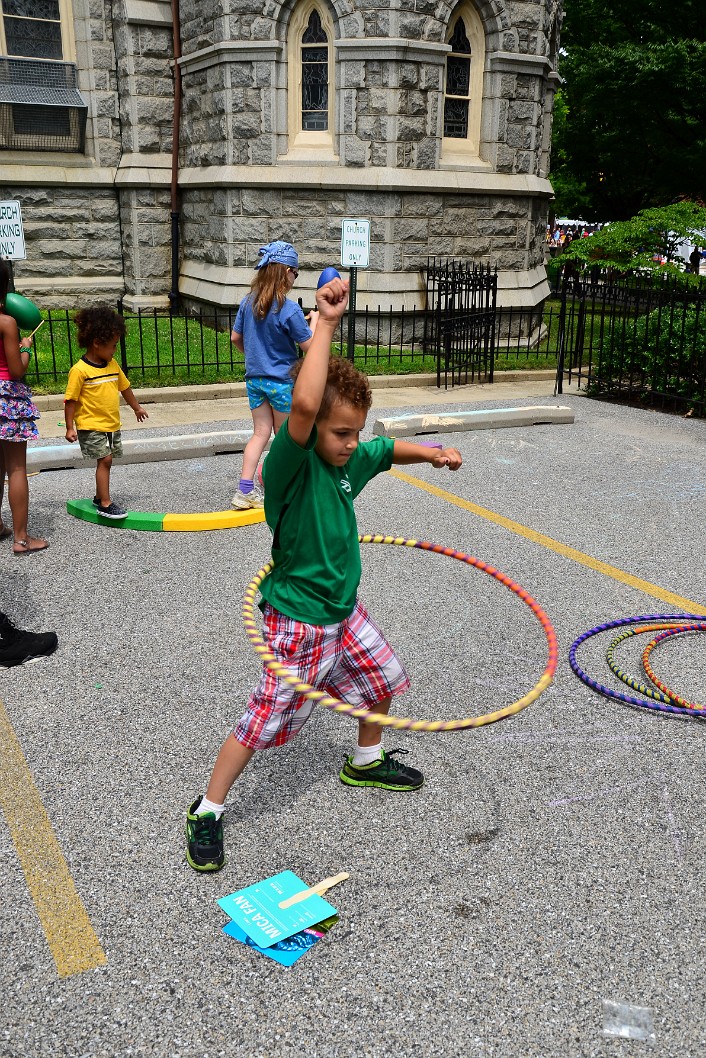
[[196, 796, 225, 819], [353, 742, 383, 767]]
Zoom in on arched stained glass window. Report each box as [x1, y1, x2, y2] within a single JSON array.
[[301, 10, 328, 131], [444, 18, 472, 139]]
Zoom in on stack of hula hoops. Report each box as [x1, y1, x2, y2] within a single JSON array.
[[570, 614, 706, 718]]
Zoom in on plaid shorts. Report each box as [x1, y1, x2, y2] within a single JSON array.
[[234, 599, 410, 750]]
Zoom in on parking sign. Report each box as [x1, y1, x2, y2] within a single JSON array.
[[341, 219, 370, 269], [0, 200, 26, 260]]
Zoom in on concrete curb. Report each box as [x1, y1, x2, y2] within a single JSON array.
[[27, 429, 253, 472], [372, 405, 575, 437]]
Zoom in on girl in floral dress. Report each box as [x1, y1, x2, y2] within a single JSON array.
[[0, 260, 48, 554]]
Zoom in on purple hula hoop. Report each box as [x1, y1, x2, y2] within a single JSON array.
[[569, 612, 706, 718]]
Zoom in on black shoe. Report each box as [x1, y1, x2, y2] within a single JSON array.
[[97, 502, 127, 520], [92, 495, 100, 507], [339, 748, 424, 791], [0, 613, 58, 668], [186, 797, 225, 872]]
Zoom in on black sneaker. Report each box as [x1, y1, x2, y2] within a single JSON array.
[[186, 797, 225, 872], [0, 613, 58, 668], [97, 502, 127, 520], [92, 495, 100, 507], [339, 748, 424, 791]]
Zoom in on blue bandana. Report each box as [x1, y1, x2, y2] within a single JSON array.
[[255, 241, 299, 270]]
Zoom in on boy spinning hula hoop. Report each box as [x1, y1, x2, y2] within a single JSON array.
[[186, 274, 462, 872]]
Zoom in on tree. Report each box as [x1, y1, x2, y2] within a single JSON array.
[[560, 201, 706, 277], [552, 0, 706, 220]]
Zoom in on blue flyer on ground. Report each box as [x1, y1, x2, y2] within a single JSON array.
[[222, 916, 338, 967], [218, 870, 338, 948]]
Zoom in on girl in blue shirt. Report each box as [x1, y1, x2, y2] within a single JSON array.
[[231, 241, 318, 509]]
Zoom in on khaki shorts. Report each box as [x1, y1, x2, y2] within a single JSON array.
[[77, 429, 123, 460]]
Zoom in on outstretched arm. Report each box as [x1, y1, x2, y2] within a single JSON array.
[[287, 278, 348, 448], [392, 440, 462, 470]]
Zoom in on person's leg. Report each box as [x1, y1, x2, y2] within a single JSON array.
[[95, 454, 112, 506], [185, 735, 255, 871], [0, 444, 8, 537], [330, 601, 423, 790], [205, 736, 255, 804], [3, 441, 47, 553], [233, 401, 275, 508], [240, 401, 274, 482], [272, 408, 288, 434]]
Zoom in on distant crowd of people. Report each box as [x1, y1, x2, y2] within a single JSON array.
[[545, 223, 602, 250]]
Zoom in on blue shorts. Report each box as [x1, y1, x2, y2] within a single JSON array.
[[246, 378, 293, 414]]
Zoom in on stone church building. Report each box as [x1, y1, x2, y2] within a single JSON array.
[[0, 0, 561, 313]]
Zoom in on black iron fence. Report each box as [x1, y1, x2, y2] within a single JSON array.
[[555, 269, 706, 417], [424, 257, 497, 387], [19, 264, 706, 416]]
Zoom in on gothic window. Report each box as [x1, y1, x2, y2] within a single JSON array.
[[285, 2, 336, 159], [442, 4, 485, 161], [0, 0, 66, 61], [301, 10, 328, 132], [444, 19, 471, 139]]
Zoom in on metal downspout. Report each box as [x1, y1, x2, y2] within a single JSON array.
[[169, 0, 182, 311]]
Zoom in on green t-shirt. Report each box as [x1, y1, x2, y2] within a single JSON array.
[[260, 421, 394, 625]]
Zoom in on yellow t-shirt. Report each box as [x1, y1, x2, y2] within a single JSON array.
[[65, 356, 130, 431]]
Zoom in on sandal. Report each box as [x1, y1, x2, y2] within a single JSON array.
[[0, 525, 11, 540], [13, 537, 49, 555]]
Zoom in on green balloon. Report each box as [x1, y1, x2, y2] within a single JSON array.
[[4, 292, 41, 330]]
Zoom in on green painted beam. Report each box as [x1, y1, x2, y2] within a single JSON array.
[[66, 499, 165, 531]]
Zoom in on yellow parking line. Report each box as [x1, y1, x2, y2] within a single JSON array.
[[0, 700, 107, 977], [390, 468, 706, 615]]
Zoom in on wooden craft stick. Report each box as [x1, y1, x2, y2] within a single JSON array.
[[278, 871, 349, 909], [26, 320, 44, 340]]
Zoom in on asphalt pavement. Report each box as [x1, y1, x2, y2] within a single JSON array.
[[2, 374, 705, 1058]]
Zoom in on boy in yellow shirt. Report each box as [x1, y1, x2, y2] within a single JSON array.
[[64, 307, 148, 519]]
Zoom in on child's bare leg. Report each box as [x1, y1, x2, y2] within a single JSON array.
[[342, 696, 424, 790], [357, 696, 391, 747], [3, 441, 47, 551], [272, 408, 288, 435], [95, 454, 112, 505], [0, 444, 5, 533], [205, 734, 255, 804], [241, 402, 274, 481], [186, 735, 254, 872]]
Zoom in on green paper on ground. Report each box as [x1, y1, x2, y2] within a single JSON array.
[[218, 870, 338, 948]]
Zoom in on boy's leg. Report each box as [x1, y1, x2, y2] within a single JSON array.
[[331, 601, 424, 792], [338, 696, 424, 791], [186, 734, 254, 872], [95, 453, 112, 505], [206, 734, 255, 804]]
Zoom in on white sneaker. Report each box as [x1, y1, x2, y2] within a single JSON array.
[[231, 485, 264, 510]]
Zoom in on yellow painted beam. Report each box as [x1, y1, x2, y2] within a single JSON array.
[[162, 508, 265, 532], [389, 468, 706, 615], [0, 700, 107, 977]]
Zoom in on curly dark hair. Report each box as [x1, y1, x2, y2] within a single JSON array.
[[290, 354, 372, 420], [74, 306, 126, 349]]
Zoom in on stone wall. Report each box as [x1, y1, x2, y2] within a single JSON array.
[[1, 0, 562, 312], [6, 185, 124, 306]]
